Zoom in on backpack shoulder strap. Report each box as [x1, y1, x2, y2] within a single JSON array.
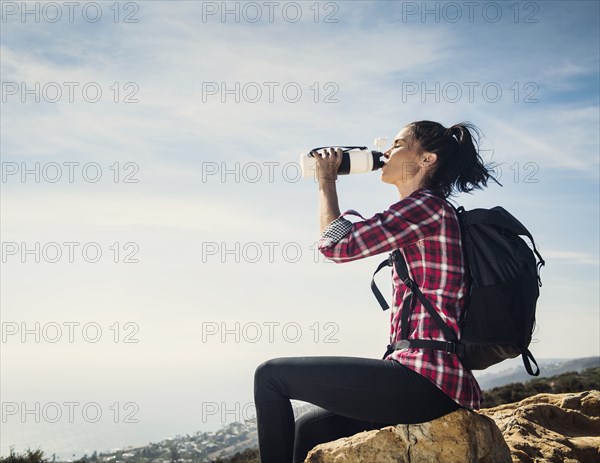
[[391, 251, 459, 343], [371, 254, 394, 310]]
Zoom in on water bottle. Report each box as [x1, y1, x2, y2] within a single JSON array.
[[300, 138, 388, 178]]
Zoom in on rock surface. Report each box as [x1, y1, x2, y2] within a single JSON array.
[[304, 391, 600, 463], [304, 408, 511, 463], [479, 390, 600, 463]]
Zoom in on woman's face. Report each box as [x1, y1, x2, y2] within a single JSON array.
[[381, 126, 424, 185]]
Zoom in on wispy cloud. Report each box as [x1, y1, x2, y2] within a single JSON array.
[[542, 249, 599, 266]]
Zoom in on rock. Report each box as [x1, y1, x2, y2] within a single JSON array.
[[303, 391, 600, 463], [304, 408, 511, 463], [479, 390, 600, 463]]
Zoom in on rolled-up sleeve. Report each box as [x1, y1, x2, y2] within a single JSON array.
[[318, 208, 362, 249], [317, 192, 444, 263]]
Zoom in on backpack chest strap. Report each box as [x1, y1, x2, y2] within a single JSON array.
[[390, 339, 465, 355]]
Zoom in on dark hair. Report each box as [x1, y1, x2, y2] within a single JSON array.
[[406, 120, 502, 199]]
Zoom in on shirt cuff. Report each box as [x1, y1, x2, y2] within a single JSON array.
[[322, 217, 354, 243], [319, 209, 366, 246]]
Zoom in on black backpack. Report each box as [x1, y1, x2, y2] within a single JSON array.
[[371, 205, 545, 376]]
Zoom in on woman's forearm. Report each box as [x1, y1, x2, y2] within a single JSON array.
[[318, 180, 341, 234]]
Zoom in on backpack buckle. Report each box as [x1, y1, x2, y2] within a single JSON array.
[[388, 250, 400, 266], [444, 341, 457, 354], [392, 340, 411, 351], [387, 253, 394, 267]]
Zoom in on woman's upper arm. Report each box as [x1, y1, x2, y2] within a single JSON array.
[[318, 194, 444, 263]]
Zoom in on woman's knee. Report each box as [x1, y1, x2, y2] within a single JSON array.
[[254, 357, 288, 392]]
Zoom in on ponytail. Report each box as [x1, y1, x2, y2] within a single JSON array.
[[407, 120, 502, 199]]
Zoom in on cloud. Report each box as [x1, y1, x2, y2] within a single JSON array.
[[542, 249, 599, 266]]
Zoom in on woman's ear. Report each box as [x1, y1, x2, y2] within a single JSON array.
[[422, 152, 437, 168]]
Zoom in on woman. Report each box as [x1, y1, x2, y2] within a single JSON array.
[[253, 121, 501, 463]]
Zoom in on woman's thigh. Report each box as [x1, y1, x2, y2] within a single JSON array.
[[255, 355, 460, 424]]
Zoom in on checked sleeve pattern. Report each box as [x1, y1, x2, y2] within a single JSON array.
[[321, 217, 354, 244]]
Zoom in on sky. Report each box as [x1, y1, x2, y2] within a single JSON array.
[[1, 0, 599, 458]]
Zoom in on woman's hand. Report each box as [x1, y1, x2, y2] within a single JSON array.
[[312, 147, 343, 183], [313, 148, 343, 233]]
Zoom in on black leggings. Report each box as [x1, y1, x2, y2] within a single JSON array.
[[253, 356, 462, 463]]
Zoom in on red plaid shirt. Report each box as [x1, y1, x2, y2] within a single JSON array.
[[318, 187, 482, 410]]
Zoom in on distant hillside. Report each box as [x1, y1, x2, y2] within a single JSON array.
[[212, 448, 259, 463], [481, 366, 599, 408], [475, 356, 599, 390]]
